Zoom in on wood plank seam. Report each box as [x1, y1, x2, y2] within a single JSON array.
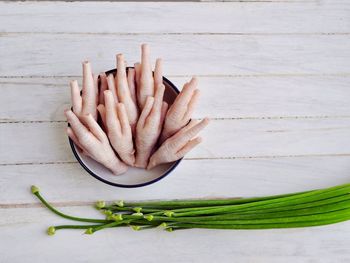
[[2, 32, 350, 36], [2, 153, 350, 166], [0, 1, 322, 2], [2, 73, 350, 78], [2, 116, 350, 123]]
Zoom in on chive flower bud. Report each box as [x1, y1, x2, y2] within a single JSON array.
[[131, 225, 141, 231], [47, 226, 55, 236], [133, 207, 142, 213], [144, 215, 154, 221], [114, 200, 124, 207], [85, 228, 94, 235], [111, 214, 123, 221], [164, 211, 174, 217], [106, 215, 114, 221], [103, 210, 113, 216], [159, 222, 167, 228], [31, 185, 39, 194], [132, 212, 143, 217], [95, 201, 106, 209]]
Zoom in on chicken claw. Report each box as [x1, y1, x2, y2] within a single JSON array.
[[134, 62, 141, 91], [70, 61, 98, 120], [65, 110, 128, 175], [104, 90, 135, 166], [154, 58, 163, 88], [147, 118, 210, 170], [98, 72, 108, 105], [137, 44, 154, 109], [160, 77, 200, 144], [135, 84, 168, 168], [127, 68, 137, 106], [116, 54, 139, 129]]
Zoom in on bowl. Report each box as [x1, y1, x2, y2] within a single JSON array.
[[68, 67, 182, 188]]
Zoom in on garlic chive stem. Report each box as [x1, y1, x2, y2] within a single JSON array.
[[110, 184, 350, 212], [171, 185, 350, 217], [232, 193, 350, 215], [89, 219, 158, 233], [32, 183, 350, 234], [105, 192, 350, 221], [54, 224, 103, 230], [32, 190, 110, 224], [151, 204, 350, 224], [151, 206, 350, 225], [167, 215, 350, 229], [138, 225, 157, 230], [123, 214, 144, 219], [90, 220, 129, 233], [119, 189, 317, 208], [104, 206, 159, 213], [222, 199, 350, 220]]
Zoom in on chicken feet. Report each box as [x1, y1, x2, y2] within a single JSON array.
[[134, 84, 168, 168], [70, 61, 98, 120], [103, 90, 135, 166], [147, 118, 209, 170], [160, 77, 200, 144], [65, 110, 128, 175]]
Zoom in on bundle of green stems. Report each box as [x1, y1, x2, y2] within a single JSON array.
[[30, 183, 350, 235]]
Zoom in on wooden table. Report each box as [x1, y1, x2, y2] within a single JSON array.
[[1, 1, 350, 262]]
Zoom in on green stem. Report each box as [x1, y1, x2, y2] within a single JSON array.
[[109, 188, 350, 219], [153, 201, 350, 222], [120, 189, 315, 209], [87, 218, 161, 234], [90, 220, 129, 233], [31, 183, 350, 234], [167, 214, 350, 230], [149, 200, 350, 223], [232, 193, 350, 215], [105, 206, 160, 214], [106, 184, 350, 218], [34, 192, 110, 224], [54, 224, 103, 230], [172, 184, 350, 217], [181, 208, 350, 225]]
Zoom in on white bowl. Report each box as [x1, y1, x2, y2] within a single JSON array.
[[69, 68, 182, 188]]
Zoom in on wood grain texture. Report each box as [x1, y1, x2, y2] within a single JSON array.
[[1, 205, 350, 263], [1, 34, 350, 76], [1, 118, 350, 165], [1, 1, 349, 34], [1, 157, 350, 205], [1, 76, 350, 122], [1, 0, 350, 262], [0, 205, 349, 263]]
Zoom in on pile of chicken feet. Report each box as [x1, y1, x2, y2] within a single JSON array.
[[65, 44, 209, 175]]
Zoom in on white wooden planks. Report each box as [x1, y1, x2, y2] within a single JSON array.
[[0, 2, 348, 194], [1, 206, 350, 263], [1, 1, 349, 34], [1, 118, 350, 165], [1, 34, 350, 77], [1, 76, 350, 122], [1, 157, 350, 205], [1, 0, 350, 262]]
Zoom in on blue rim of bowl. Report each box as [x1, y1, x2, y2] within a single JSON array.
[[68, 67, 182, 188]]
